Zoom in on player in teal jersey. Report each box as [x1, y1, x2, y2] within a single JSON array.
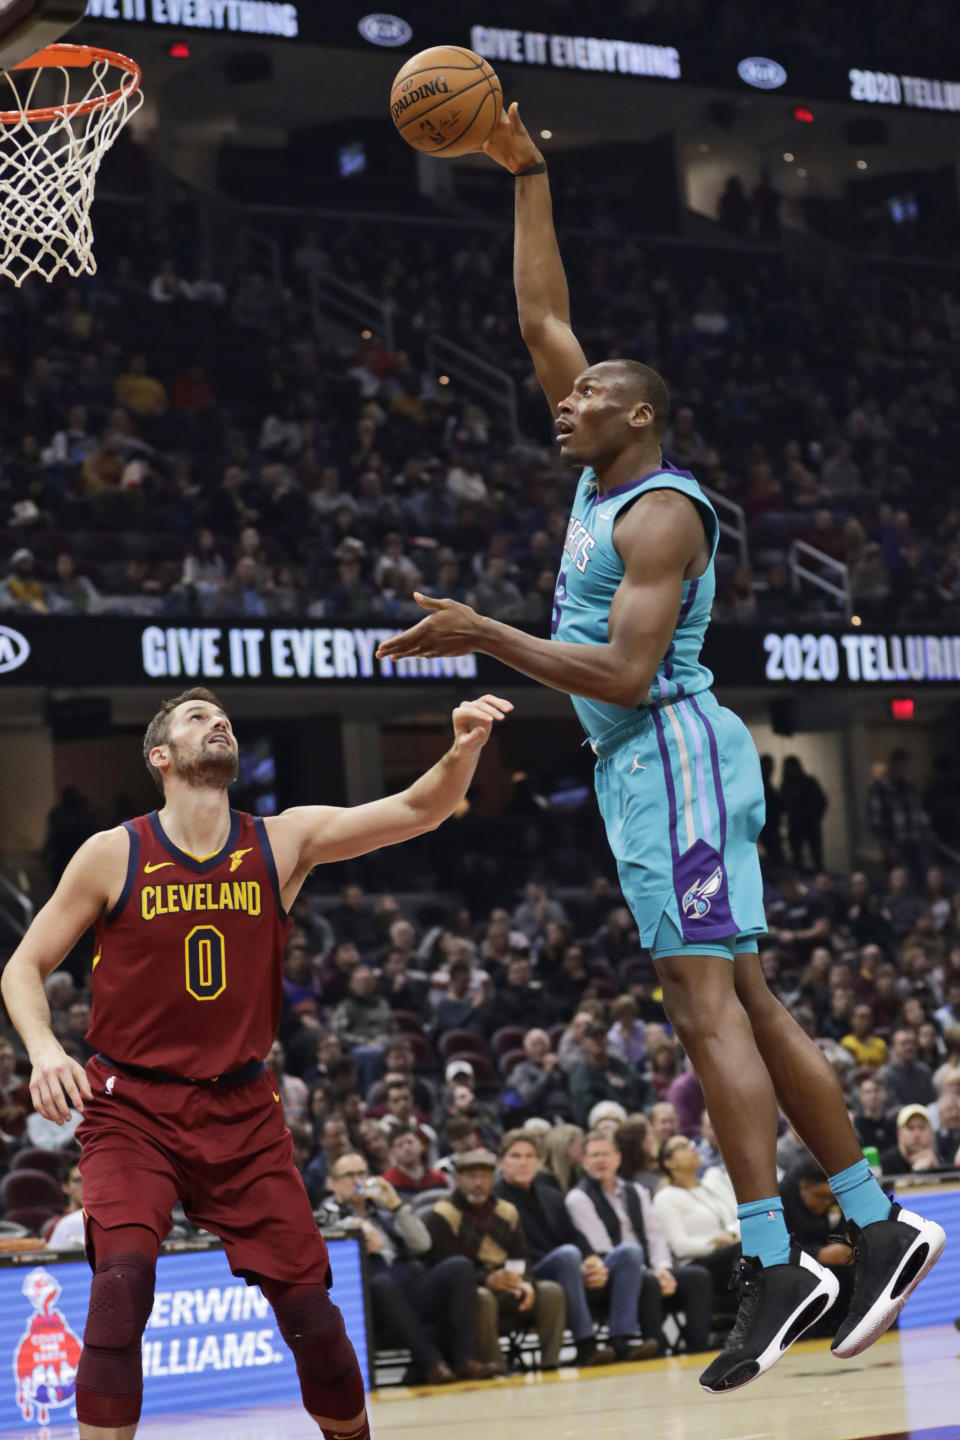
[[378, 104, 944, 1391]]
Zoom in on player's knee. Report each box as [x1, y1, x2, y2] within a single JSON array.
[[84, 1253, 156, 1355], [77, 1252, 156, 1424], [270, 1285, 364, 1417]]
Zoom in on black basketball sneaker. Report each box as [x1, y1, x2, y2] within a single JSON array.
[[699, 1247, 839, 1395], [831, 1202, 946, 1359]]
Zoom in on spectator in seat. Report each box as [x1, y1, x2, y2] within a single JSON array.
[[648, 1102, 680, 1151], [933, 1092, 960, 1166], [766, 872, 830, 963], [380, 1125, 450, 1196], [469, 556, 524, 621], [541, 1123, 585, 1194], [331, 885, 383, 954], [379, 949, 428, 1013], [853, 1077, 897, 1156], [876, 1028, 936, 1111], [330, 965, 393, 1095], [366, 1039, 436, 1118], [0, 1037, 30, 1140], [434, 958, 487, 1038], [303, 1115, 351, 1198], [652, 1136, 740, 1295], [487, 954, 550, 1035], [436, 1114, 485, 1184], [47, 554, 101, 615], [45, 1159, 85, 1249], [377, 1078, 437, 1158], [2, 548, 47, 613], [841, 1004, 888, 1072], [317, 941, 361, 1009], [424, 1149, 566, 1372], [496, 1130, 656, 1365], [506, 1028, 572, 1121], [879, 1105, 954, 1177], [566, 1130, 715, 1355], [606, 995, 646, 1068], [61, 1001, 94, 1064], [319, 1152, 495, 1384], [558, 1010, 597, 1075], [615, 1116, 663, 1195], [666, 1062, 705, 1139], [114, 354, 168, 416], [569, 1023, 647, 1127], [512, 881, 568, 942]]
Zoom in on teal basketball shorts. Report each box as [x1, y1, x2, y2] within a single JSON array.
[[591, 690, 767, 961]]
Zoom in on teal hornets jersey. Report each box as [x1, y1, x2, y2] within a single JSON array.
[[552, 462, 719, 738]]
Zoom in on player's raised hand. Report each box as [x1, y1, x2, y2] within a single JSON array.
[[481, 100, 544, 174], [29, 1038, 92, 1124], [376, 593, 482, 660], [451, 695, 514, 754]]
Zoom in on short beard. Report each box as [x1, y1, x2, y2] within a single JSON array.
[[167, 737, 238, 791]]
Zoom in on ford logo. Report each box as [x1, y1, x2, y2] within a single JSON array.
[[737, 57, 787, 90], [0, 624, 30, 675], [358, 14, 413, 47]]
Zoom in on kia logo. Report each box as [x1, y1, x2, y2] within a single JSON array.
[[358, 13, 412, 47], [0, 624, 30, 674], [737, 57, 787, 90]]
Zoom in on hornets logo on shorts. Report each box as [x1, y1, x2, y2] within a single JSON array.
[[682, 866, 724, 920]]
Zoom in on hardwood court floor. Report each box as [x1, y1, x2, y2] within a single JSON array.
[[1, 1326, 956, 1440]]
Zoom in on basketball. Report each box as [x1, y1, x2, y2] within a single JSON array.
[[390, 46, 502, 157]]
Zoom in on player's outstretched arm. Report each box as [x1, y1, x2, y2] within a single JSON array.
[[1, 829, 124, 1122], [483, 102, 587, 414], [376, 491, 703, 709], [274, 695, 512, 869]]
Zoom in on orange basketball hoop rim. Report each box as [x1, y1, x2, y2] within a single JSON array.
[[3, 42, 141, 123]]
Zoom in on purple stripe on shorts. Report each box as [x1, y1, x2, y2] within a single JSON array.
[[652, 708, 680, 869], [688, 694, 726, 851]]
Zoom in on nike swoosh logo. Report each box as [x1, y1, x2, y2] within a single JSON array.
[[144, 861, 174, 873], [273, 1092, 281, 1103]]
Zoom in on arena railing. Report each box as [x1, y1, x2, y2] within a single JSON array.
[[701, 486, 748, 570], [789, 540, 851, 620], [425, 331, 518, 440], [309, 268, 396, 354]]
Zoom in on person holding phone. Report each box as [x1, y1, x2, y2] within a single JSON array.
[[317, 1152, 496, 1385]]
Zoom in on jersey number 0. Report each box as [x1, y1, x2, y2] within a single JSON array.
[[185, 924, 226, 1001]]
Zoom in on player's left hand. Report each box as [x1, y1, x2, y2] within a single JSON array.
[[451, 695, 514, 755], [376, 593, 482, 660]]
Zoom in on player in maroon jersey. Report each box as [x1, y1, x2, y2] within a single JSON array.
[[1, 686, 512, 1440]]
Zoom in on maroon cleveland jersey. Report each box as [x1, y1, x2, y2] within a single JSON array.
[[87, 809, 290, 1078]]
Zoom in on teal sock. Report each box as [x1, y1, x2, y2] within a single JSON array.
[[828, 1158, 891, 1229], [737, 1196, 791, 1267]]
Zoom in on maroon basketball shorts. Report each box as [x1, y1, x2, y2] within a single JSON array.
[[77, 1055, 330, 1286]]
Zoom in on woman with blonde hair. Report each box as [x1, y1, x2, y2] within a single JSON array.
[[541, 1122, 584, 1193]]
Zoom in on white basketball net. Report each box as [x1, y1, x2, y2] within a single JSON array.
[[0, 50, 143, 286]]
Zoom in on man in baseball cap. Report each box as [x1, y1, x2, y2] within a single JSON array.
[[878, 1105, 946, 1177], [425, 1146, 565, 1371]]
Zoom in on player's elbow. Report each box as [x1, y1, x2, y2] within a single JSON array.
[[603, 668, 652, 710]]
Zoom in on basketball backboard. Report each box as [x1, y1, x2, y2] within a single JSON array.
[[0, 0, 85, 70]]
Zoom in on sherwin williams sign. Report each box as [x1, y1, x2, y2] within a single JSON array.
[[0, 1238, 369, 1429]]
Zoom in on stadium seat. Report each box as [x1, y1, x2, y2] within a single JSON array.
[[1, 1207, 57, 1235], [0, 1220, 29, 1238], [391, 1011, 426, 1036], [491, 1026, 526, 1057], [0, 1168, 63, 1212], [40, 1214, 60, 1242], [12, 1148, 65, 1181], [408, 1188, 449, 1216], [402, 1032, 437, 1072], [499, 1048, 526, 1079], [438, 1030, 489, 1061]]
